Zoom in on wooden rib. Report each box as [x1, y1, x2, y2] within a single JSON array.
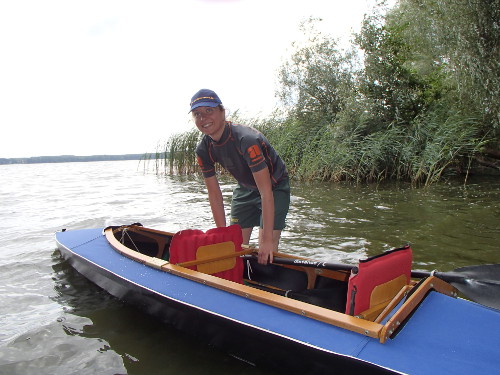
[[315, 268, 351, 282], [244, 279, 288, 292], [355, 275, 409, 320], [243, 245, 350, 285], [357, 301, 393, 322], [374, 285, 411, 324]]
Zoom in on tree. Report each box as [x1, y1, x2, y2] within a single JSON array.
[[277, 18, 356, 127], [354, 4, 443, 131], [394, 0, 500, 137]]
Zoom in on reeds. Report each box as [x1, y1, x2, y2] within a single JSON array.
[[151, 105, 482, 186], [255, 106, 483, 186]]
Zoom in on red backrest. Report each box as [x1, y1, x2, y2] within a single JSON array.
[[169, 225, 244, 284], [345, 246, 412, 316]]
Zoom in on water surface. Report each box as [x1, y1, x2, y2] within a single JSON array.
[[0, 160, 498, 374]]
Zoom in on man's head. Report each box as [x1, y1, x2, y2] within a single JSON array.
[[190, 89, 226, 141], [189, 89, 222, 112]]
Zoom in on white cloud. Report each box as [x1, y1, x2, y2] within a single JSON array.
[[0, 0, 377, 158]]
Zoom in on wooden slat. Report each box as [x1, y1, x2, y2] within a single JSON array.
[[243, 245, 350, 285], [179, 247, 254, 268], [374, 285, 411, 324]]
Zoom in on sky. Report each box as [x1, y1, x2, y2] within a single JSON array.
[[0, 0, 381, 159]]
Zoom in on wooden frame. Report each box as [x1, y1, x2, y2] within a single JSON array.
[[105, 225, 459, 343]]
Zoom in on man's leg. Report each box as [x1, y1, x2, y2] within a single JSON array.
[[241, 227, 253, 245]]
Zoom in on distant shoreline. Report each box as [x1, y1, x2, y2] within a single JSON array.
[[0, 153, 153, 165]]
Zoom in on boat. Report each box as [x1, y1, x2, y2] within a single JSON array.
[[55, 223, 500, 375]]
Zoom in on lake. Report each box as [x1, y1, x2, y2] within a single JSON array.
[[0, 160, 498, 374]]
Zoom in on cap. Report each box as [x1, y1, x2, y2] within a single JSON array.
[[189, 89, 222, 112]]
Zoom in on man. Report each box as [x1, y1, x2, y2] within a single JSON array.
[[191, 89, 290, 264]]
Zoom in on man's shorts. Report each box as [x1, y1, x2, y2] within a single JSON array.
[[230, 177, 290, 230]]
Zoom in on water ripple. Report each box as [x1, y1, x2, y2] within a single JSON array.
[[0, 161, 498, 374]]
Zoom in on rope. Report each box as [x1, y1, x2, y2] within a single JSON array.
[[120, 228, 140, 252], [246, 259, 253, 280]]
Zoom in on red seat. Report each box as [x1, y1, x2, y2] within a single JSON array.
[[169, 225, 244, 284], [345, 245, 412, 317]]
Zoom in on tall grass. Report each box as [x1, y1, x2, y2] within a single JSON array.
[[147, 130, 201, 175], [257, 106, 483, 185], [152, 106, 483, 186], [166, 130, 201, 175]]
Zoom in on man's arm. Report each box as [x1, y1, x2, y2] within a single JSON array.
[[253, 168, 275, 264], [204, 175, 226, 227]]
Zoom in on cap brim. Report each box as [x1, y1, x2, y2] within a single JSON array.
[[189, 101, 220, 113]]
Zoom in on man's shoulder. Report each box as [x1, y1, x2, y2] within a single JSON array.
[[196, 135, 213, 154], [229, 122, 261, 140]]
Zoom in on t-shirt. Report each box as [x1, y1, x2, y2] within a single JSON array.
[[195, 122, 288, 190]]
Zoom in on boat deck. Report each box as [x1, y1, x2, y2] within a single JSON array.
[[56, 227, 500, 375]]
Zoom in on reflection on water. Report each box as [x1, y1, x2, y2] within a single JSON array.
[[51, 252, 270, 375], [0, 160, 498, 374], [286, 178, 500, 270]]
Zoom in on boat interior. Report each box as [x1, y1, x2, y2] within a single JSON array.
[[106, 223, 457, 342]]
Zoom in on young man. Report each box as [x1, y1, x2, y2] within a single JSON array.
[[191, 89, 290, 265]]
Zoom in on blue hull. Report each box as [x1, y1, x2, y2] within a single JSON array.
[[55, 228, 500, 374]]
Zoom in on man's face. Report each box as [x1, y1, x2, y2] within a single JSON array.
[[192, 106, 225, 141]]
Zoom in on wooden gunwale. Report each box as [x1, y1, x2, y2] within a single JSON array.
[[104, 226, 458, 343], [114, 225, 175, 258], [380, 276, 457, 343], [105, 227, 382, 339]]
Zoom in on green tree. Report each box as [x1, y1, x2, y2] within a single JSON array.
[[277, 18, 356, 127], [354, 5, 443, 131], [394, 0, 500, 136]]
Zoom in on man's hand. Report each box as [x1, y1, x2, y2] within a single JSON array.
[[258, 239, 274, 265]]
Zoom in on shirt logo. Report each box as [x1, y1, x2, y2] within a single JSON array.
[[196, 156, 204, 168], [247, 145, 262, 163]]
